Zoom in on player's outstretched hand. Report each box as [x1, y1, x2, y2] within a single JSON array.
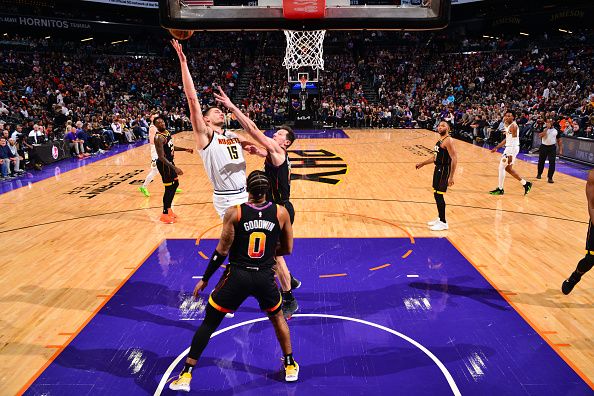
[[213, 86, 233, 108], [175, 166, 184, 176], [245, 145, 258, 155], [415, 163, 423, 169], [170, 39, 187, 63], [490, 147, 497, 153], [186, 148, 194, 154], [193, 280, 208, 298]]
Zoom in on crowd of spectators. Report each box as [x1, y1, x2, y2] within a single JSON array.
[[0, 35, 243, 179], [1, 30, 593, 180]]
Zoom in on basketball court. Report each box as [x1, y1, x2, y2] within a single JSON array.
[[0, 0, 593, 394], [1, 129, 592, 395]]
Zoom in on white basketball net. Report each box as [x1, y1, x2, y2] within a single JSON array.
[[283, 30, 326, 71]]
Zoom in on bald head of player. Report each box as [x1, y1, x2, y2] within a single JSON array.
[[272, 125, 296, 150], [203, 107, 225, 128], [437, 121, 451, 136], [246, 170, 270, 203]]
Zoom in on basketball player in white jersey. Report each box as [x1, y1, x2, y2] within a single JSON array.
[[171, 39, 265, 217], [489, 111, 532, 195], [139, 113, 159, 197]]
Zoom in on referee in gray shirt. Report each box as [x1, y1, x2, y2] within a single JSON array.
[[537, 118, 557, 183]]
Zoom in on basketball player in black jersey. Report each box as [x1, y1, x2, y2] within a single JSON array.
[[169, 171, 298, 392], [153, 116, 193, 224], [214, 88, 301, 319], [562, 170, 594, 294], [416, 121, 458, 231]]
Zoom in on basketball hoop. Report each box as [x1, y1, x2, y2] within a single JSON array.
[[283, 30, 325, 82]]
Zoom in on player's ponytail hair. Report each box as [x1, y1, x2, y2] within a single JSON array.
[[247, 170, 270, 200]]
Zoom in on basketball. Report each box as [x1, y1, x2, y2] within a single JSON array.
[[168, 29, 194, 40]]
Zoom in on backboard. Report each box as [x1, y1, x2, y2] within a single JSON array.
[[159, 0, 451, 31]]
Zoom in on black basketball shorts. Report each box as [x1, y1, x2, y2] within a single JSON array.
[[433, 165, 451, 194], [156, 159, 178, 185], [208, 266, 282, 314]]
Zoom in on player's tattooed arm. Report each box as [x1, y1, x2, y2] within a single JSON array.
[[154, 134, 183, 175], [216, 207, 237, 256], [276, 206, 293, 256], [445, 137, 457, 186], [173, 145, 194, 154]]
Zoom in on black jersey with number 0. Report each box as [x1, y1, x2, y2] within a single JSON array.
[[228, 202, 281, 269], [434, 136, 451, 166], [264, 152, 291, 204]]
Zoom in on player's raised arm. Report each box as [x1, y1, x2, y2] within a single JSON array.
[[170, 39, 210, 147], [214, 87, 283, 155]]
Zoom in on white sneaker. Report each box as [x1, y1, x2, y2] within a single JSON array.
[[427, 218, 440, 226], [430, 221, 449, 231], [225, 312, 235, 318]]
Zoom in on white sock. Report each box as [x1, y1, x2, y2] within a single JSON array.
[[498, 161, 506, 189], [143, 167, 158, 188], [520, 179, 526, 186]]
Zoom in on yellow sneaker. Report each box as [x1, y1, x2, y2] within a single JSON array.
[[285, 361, 299, 382], [169, 372, 192, 392]]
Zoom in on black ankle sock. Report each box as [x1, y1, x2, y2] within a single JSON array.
[[282, 290, 294, 302], [284, 353, 295, 366], [182, 363, 194, 374]]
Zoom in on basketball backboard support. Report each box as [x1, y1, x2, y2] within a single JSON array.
[[159, 0, 451, 31]]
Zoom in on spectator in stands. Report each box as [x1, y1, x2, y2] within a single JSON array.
[[65, 126, 88, 159], [0, 137, 16, 179], [28, 125, 45, 144], [7, 138, 24, 175]]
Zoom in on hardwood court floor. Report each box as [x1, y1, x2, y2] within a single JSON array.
[[0, 129, 591, 394]]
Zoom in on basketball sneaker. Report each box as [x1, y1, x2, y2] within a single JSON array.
[[429, 221, 448, 231], [160, 213, 175, 224], [282, 299, 299, 320], [139, 186, 150, 197], [524, 181, 533, 195], [176, 188, 183, 193], [169, 372, 192, 392], [427, 218, 440, 226], [290, 274, 302, 290], [284, 360, 299, 382], [167, 208, 178, 219], [489, 188, 504, 195], [561, 274, 581, 295]]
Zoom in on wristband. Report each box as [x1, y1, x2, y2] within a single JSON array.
[[202, 250, 227, 282]]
